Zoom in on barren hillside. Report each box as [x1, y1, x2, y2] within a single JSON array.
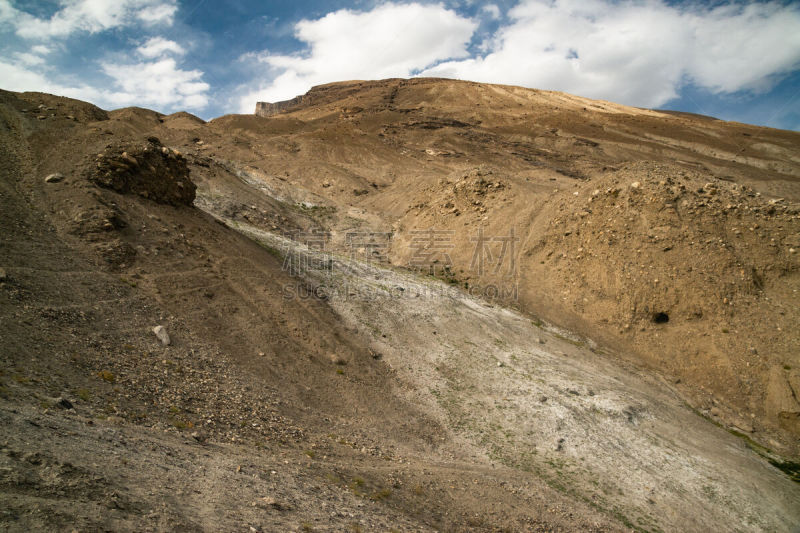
[[211, 78, 800, 454], [0, 79, 798, 532]]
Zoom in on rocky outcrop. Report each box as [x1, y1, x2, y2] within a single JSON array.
[[255, 96, 304, 117], [89, 137, 196, 206]]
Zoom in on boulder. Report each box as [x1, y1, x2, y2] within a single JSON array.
[[152, 325, 171, 346]]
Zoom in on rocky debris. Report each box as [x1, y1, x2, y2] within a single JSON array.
[[152, 325, 171, 346], [93, 239, 136, 268], [89, 138, 196, 206], [329, 353, 347, 365], [68, 199, 128, 239], [451, 168, 507, 197], [9, 92, 109, 122], [409, 167, 509, 222], [512, 160, 800, 442], [339, 106, 363, 119], [257, 496, 286, 510], [406, 117, 472, 129], [56, 397, 74, 409], [44, 173, 64, 183], [0, 268, 6, 281]]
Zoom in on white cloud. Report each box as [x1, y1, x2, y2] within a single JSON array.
[[236, 2, 477, 112], [137, 37, 185, 58], [30, 45, 52, 55], [685, 2, 800, 94], [101, 58, 209, 108], [136, 3, 179, 25], [0, 55, 208, 112], [6, 0, 177, 40], [0, 0, 204, 112], [0, 59, 104, 102], [0, 0, 17, 24], [481, 4, 501, 20], [422, 0, 800, 108], [11, 44, 54, 67], [14, 52, 46, 66]]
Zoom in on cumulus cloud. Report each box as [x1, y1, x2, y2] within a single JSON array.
[[0, 51, 208, 111], [137, 36, 185, 58], [101, 58, 209, 108], [236, 2, 476, 111], [0, 0, 206, 112], [422, 0, 800, 108], [0, 59, 104, 102], [3, 0, 177, 39]]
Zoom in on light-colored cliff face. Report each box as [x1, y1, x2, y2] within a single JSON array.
[[255, 95, 304, 117]]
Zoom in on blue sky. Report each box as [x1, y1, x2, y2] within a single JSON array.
[[1, 1, 799, 130]]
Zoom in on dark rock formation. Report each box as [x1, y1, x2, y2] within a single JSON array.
[[88, 137, 196, 206]]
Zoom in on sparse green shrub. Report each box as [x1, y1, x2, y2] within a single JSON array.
[[172, 419, 194, 430], [97, 370, 116, 383], [370, 488, 392, 501]]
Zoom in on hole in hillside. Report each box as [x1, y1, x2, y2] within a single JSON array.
[[652, 312, 669, 324]]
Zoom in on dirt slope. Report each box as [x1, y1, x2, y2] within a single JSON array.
[[174, 77, 799, 456], [0, 90, 616, 531], [1, 80, 799, 532]]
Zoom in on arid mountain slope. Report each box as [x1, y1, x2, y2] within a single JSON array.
[[1, 81, 799, 532], [184, 78, 798, 454]]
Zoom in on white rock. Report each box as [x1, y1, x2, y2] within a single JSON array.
[[152, 325, 170, 346], [44, 173, 64, 183]]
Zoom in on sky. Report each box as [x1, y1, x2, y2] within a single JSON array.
[[1, 1, 800, 130]]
